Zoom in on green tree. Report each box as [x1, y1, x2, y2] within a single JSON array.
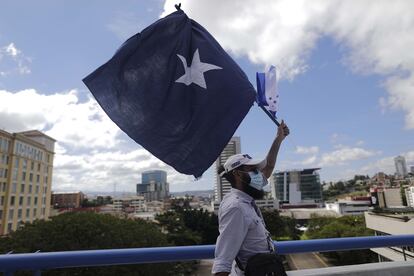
[[306, 215, 376, 265], [0, 212, 194, 275], [262, 210, 301, 240]]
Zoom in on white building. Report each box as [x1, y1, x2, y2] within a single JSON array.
[[405, 187, 414, 207], [365, 211, 414, 262], [326, 200, 371, 216], [394, 156, 408, 177], [214, 137, 241, 203], [112, 196, 145, 214]]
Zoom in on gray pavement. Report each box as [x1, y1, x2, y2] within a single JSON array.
[[286, 252, 329, 270]]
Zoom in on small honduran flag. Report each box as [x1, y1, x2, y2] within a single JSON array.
[[256, 65, 279, 117]]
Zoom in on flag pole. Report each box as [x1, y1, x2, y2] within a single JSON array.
[[259, 105, 280, 127]]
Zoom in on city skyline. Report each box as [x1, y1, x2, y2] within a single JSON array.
[[0, 1, 413, 193]]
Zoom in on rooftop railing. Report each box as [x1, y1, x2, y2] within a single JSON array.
[[1, 235, 414, 275]]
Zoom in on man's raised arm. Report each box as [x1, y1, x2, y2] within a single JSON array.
[[261, 120, 289, 179]]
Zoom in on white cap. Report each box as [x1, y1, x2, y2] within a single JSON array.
[[220, 154, 266, 176]]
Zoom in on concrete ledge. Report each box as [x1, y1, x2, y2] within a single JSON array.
[[287, 261, 414, 276]]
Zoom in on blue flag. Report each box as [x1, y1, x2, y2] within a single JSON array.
[[256, 66, 279, 117], [83, 10, 256, 178]]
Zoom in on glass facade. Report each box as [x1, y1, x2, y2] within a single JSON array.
[[274, 168, 322, 204], [137, 170, 169, 201]]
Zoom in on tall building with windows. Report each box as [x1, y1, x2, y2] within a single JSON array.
[[272, 168, 322, 207], [214, 137, 241, 202], [0, 130, 55, 235], [136, 170, 169, 201], [394, 155, 408, 177]]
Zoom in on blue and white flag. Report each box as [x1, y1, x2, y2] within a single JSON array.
[[256, 66, 279, 117], [83, 9, 256, 178]]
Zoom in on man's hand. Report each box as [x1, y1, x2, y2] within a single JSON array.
[[276, 120, 289, 142]]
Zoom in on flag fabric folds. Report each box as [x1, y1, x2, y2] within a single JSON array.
[[83, 10, 256, 178], [256, 66, 279, 117]]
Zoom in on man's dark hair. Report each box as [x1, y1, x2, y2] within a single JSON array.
[[218, 165, 236, 187]]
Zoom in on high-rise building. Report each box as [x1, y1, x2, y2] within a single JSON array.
[[214, 137, 241, 202], [136, 170, 169, 201], [0, 130, 55, 235], [272, 168, 322, 207], [410, 166, 414, 174], [394, 155, 408, 177]]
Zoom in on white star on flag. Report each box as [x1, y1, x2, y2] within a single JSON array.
[[175, 49, 222, 89]]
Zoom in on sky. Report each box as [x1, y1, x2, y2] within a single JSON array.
[[0, 0, 413, 193]]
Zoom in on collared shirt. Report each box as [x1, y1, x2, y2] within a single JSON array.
[[212, 188, 273, 275]]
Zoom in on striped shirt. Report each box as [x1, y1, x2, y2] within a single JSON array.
[[212, 188, 273, 275]]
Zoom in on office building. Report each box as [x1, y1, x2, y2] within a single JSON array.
[[371, 187, 404, 208], [411, 166, 414, 174], [272, 168, 322, 207], [52, 191, 85, 208], [136, 170, 169, 201], [394, 156, 408, 177], [214, 137, 241, 202], [0, 130, 55, 235], [326, 200, 371, 216], [365, 210, 414, 262], [113, 196, 145, 214]]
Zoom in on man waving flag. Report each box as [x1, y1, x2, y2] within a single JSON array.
[[83, 7, 256, 178]]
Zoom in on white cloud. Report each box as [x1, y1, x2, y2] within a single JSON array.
[[295, 146, 319, 154], [162, 0, 414, 129], [319, 146, 378, 167], [0, 89, 120, 149], [107, 11, 143, 40], [0, 89, 199, 192], [301, 155, 317, 166], [359, 151, 414, 176], [0, 43, 31, 76], [5, 43, 20, 56]]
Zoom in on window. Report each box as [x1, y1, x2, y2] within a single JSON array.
[[22, 159, 27, 170], [19, 196, 23, 206], [36, 175, 40, 184], [10, 196, 15, 205], [7, 223, 12, 232], [29, 173, 33, 182], [8, 209, 14, 220], [2, 182, 5, 192], [29, 185, 32, 193], [0, 210, 2, 219], [42, 197, 46, 204], [33, 209, 37, 217], [12, 169, 17, 181], [14, 157, 19, 168], [35, 185, 39, 193], [37, 163, 41, 172], [42, 208, 45, 216], [22, 171, 26, 181], [0, 196, 4, 205], [12, 183, 17, 193], [18, 209, 22, 219], [4, 169, 7, 178], [34, 197, 38, 205], [30, 162, 34, 171], [21, 184, 25, 193], [27, 197, 31, 205], [26, 208, 30, 218]]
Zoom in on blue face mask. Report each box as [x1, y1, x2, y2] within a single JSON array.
[[247, 171, 268, 191]]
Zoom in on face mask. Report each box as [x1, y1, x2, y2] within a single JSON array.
[[247, 171, 268, 191]]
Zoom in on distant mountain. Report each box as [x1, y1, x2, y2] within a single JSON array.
[[171, 189, 214, 198]]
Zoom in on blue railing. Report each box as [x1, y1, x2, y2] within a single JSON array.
[[1, 235, 414, 274]]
